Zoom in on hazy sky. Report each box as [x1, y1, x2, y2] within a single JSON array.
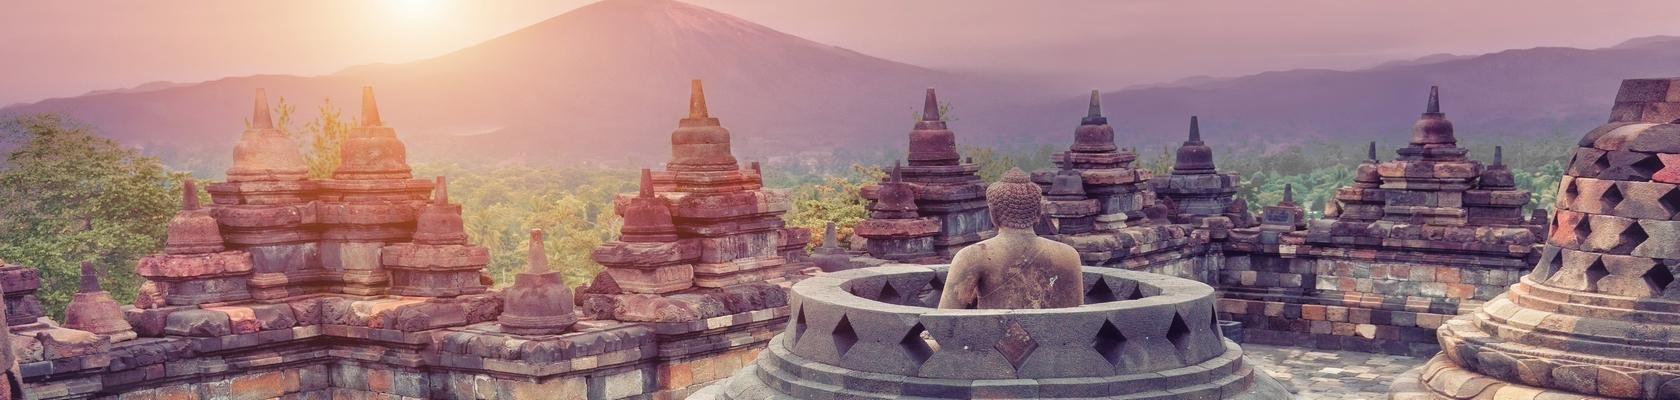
[[5, 0, 1680, 106]]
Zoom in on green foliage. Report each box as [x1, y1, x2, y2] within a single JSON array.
[[302, 98, 355, 179], [961, 144, 1056, 182], [782, 164, 880, 248], [1141, 146, 1175, 176], [413, 164, 634, 287], [0, 115, 181, 317]]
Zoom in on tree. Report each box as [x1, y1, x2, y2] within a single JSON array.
[[1141, 145, 1176, 176], [302, 98, 355, 179], [412, 163, 633, 286], [963, 146, 1017, 182], [784, 164, 880, 248], [0, 114, 181, 316]]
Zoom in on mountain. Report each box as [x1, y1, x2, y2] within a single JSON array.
[[0, 0, 1022, 170], [987, 38, 1680, 152], [8, 0, 1680, 171]]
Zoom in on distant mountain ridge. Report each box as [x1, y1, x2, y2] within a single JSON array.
[[0, 0, 1017, 167], [5, 0, 1680, 169], [984, 39, 1680, 151]]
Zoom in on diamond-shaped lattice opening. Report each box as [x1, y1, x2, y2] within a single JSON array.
[[1659, 188, 1680, 217], [793, 307, 808, 344], [1646, 264, 1677, 296], [1612, 222, 1647, 254], [901, 322, 934, 365], [915, 277, 941, 307], [833, 315, 859, 358], [1585, 259, 1610, 292], [1593, 152, 1612, 172], [1572, 217, 1592, 246], [1125, 284, 1147, 300], [1085, 277, 1119, 303], [1548, 214, 1560, 238], [1601, 184, 1625, 212], [1209, 305, 1222, 336], [1093, 320, 1127, 367], [878, 281, 902, 304], [995, 320, 1038, 370], [1564, 179, 1580, 202], [1633, 154, 1665, 177], [1534, 250, 1564, 281], [1167, 313, 1193, 360]]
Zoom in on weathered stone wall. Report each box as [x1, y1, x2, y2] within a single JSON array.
[[1217, 244, 1532, 356]]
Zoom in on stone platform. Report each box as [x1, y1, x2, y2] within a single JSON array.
[[697, 265, 1289, 399]]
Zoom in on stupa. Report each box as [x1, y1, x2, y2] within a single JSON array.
[[317, 86, 435, 295], [859, 88, 994, 259], [1221, 86, 1543, 356], [1390, 77, 1680, 399], [592, 169, 697, 294], [1031, 92, 1200, 273], [810, 221, 853, 272], [136, 179, 256, 306], [594, 80, 810, 290], [1155, 116, 1254, 227], [855, 162, 940, 261], [208, 89, 326, 300], [61, 262, 135, 342], [381, 176, 491, 297], [497, 229, 577, 335]]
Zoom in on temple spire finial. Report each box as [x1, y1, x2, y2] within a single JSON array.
[[640, 168, 655, 198], [921, 88, 940, 122], [1426, 85, 1441, 114], [78, 261, 101, 293], [1367, 141, 1378, 161], [434, 176, 449, 205], [527, 229, 549, 274], [1087, 90, 1102, 118], [822, 221, 838, 249], [252, 89, 274, 129], [361, 86, 382, 127], [1188, 116, 1202, 142], [689, 79, 709, 119], [1062, 151, 1075, 171], [182, 179, 200, 211], [1282, 184, 1295, 205], [1493, 146, 1504, 167], [890, 160, 903, 183]]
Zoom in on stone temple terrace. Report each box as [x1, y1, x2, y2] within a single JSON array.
[[4, 77, 1680, 400]]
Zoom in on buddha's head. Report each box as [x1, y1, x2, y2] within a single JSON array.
[[986, 168, 1043, 229]]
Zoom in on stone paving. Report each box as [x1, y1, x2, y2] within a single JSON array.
[[1242, 343, 1427, 399]]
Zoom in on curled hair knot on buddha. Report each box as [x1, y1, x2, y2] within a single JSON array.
[[986, 168, 1043, 229]]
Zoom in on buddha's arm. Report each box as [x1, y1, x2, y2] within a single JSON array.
[[938, 260, 980, 309]]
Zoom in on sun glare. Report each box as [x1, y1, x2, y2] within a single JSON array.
[[386, 0, 445, 23]]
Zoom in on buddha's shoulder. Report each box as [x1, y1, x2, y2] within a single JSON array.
[[1034, 237, 1078, 256]]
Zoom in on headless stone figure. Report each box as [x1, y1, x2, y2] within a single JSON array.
[[940, 168, 1083, 309]]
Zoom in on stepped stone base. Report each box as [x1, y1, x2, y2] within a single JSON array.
[[697, 336, 1291, 400]]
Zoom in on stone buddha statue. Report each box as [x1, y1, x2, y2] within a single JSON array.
[[939, 168, 1083, 309]]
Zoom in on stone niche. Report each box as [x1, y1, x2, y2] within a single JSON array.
[[695, 265, 1289, 399]]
